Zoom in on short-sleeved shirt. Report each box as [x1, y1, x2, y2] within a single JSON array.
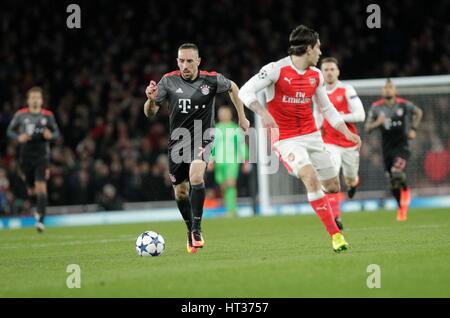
[[155, 70, 232, 152], [6, 107, 60, 161], [367, 97, 416, 157]]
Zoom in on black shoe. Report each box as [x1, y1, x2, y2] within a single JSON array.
[[335, 217, 344, 231], [191, 229, 205, 248], [347, 186, 357, 199]]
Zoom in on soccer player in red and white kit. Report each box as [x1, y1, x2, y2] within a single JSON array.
[[239, 25, 361, 252], [314, 57, 365, 230]]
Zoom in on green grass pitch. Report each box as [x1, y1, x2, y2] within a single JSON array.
[[0, 208, 449, 297]]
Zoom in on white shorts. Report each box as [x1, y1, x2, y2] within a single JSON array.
[[273, 132, 337, 181], [325, 143, 360, 180]]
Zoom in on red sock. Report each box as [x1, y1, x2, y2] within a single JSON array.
[[400, 188, 411, 208], [310, 197, 340, 236], [326, 193, 341, 218]]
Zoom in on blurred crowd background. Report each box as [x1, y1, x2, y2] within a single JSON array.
[[1, 0, 449, 215]]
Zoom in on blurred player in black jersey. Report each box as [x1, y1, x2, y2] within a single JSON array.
[[143, 43, 250, 253], [7, 87, 60, 232], [365, 79, 423, 221]]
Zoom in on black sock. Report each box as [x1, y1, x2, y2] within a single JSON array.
[[190, 183, 205, 231], [176, 197, 193, 231], [391, 188, 401, 207], [37, 194, 47, 223]]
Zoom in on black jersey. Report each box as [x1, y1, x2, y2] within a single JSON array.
[[155, 70, 232, 152], [368, 97, 416, 156], [7, 107, 60, 160]]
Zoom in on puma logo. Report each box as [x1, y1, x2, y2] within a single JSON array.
[[316, 205, 328, 211], [284, 77, 292, 85]]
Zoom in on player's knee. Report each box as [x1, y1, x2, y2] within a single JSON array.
[[345, 177, 358, 188], [173, 184, 189, 200], [224, 179, 236, 188], [323, 178, 340, 194], [189, 173, 204, 185], [390, 169, 407, 188], [34, 182, 47, 195]]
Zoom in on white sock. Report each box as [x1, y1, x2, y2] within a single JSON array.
[[307, 190, 325, 202]]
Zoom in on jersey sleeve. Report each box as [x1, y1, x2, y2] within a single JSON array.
[[404, 100, 417, 113], [216, 73, 232, 94], [367, 104, 380, 120], [155, 76, 169, 106], [238, 62, 280, 106], [314, 72, 344, 128], [6, 112, 21, 140], [48, 113, 61, 140], [339, 85, 366, 123]]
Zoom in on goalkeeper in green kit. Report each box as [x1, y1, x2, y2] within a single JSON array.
[[209, 106, 250, 217]]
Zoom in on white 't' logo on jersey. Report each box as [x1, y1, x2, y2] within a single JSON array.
[[178, 99, 206, 113]]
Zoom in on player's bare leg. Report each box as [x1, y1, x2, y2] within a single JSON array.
[[298, 165, 348, 252], [34, 181, 47, 233], [173, 181, 197, 254], [189, 160, 207, 248]]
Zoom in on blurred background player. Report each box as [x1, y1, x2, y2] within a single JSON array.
[[365, 79, 423, 221], [6, 87, 60, 232], [314, 57, 365, 230], [144, 43, 250, 253], [239, 25, 361, 253], [208, 105, 249, 217]]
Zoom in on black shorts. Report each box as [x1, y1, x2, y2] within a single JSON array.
[[19, 157, 49, 188], [168, 141, 213, 185], [383, 149, 410, 176]]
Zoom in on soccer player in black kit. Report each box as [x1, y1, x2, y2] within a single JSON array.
[[7, 87, 60, 232], [365, 79, 423, 221], [144, 43, 250, 254]]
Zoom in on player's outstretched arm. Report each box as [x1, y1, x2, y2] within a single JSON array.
[[228, 81, 250, 133], [144, 80, 160, 119], [408, 105, 423, 140], [315, 83, 361, 148], [364, 111, 385, 134], [339, 86, 366, 123], [238, 64, 279, 130], [6, 113, 29, 143]]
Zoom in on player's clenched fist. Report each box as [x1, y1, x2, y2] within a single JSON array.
[[145, 80, 158, 100], [347, 133, 362, 150]]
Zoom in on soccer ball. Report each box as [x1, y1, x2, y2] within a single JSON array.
[[135, 231, 165, 257]]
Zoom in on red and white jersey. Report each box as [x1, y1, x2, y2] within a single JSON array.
[[239, 56, 344, 141], [317, 81, 365, 148]]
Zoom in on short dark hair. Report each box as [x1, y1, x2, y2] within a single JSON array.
[[321, 57, 339, 68], [288, 25, 320, 56], [178, 43, 199, 54], [27, 86, 44, 97]]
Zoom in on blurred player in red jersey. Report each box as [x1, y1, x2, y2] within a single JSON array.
[[314, 57, 366, 230], [239, 25, 361, 252], [365, 79, 422, 221]]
